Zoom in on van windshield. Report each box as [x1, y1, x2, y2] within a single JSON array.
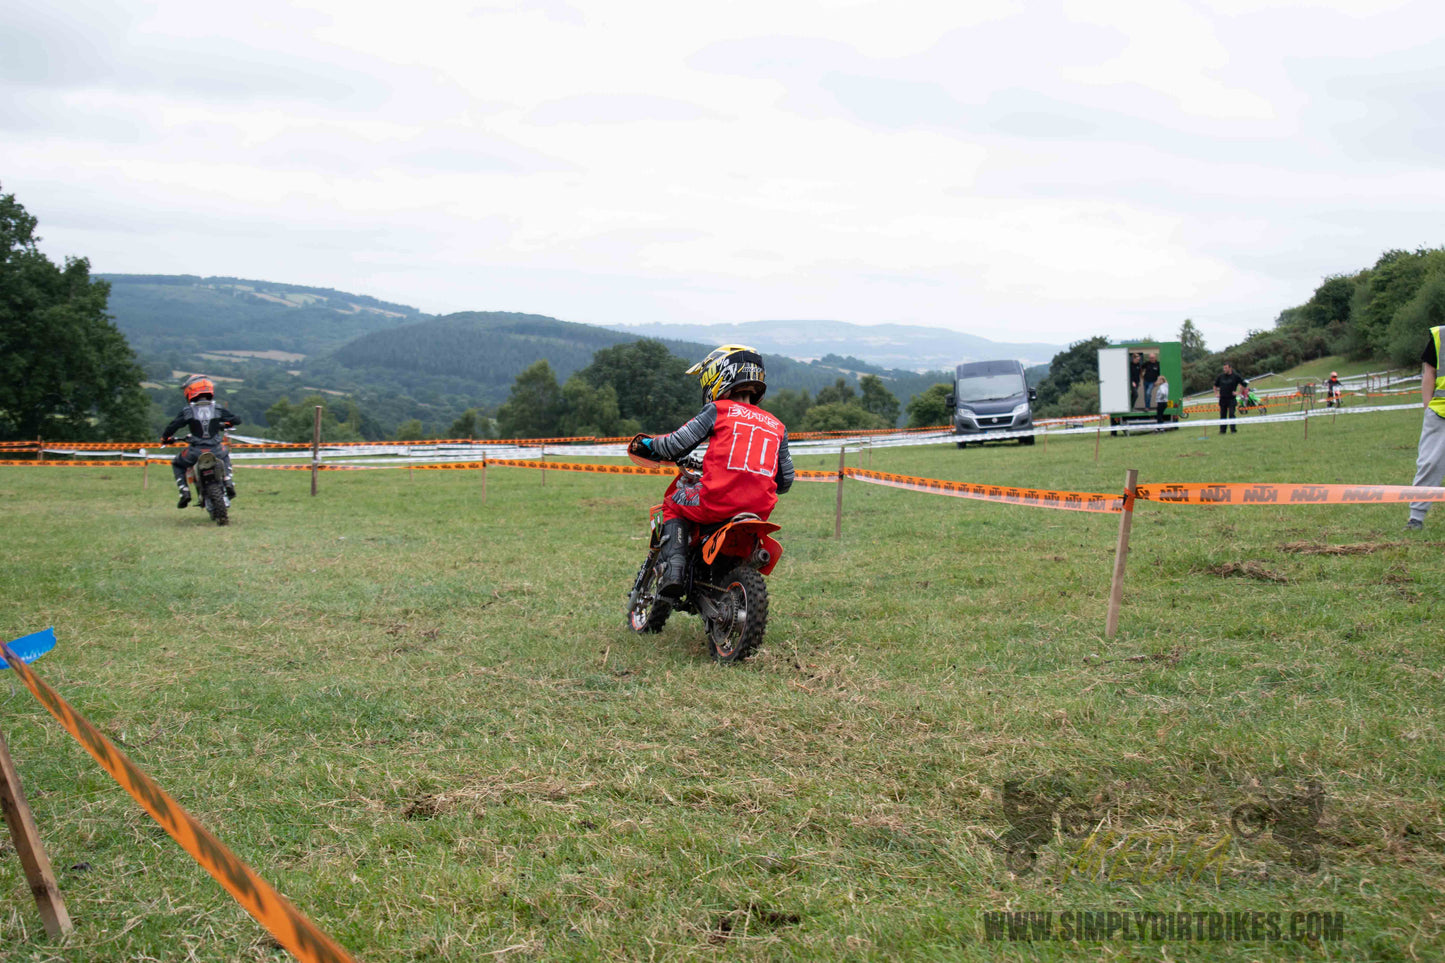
[[956, 373, 1025, 403]]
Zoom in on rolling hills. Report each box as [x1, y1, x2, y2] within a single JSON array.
[[100, 274, 1053, 437]]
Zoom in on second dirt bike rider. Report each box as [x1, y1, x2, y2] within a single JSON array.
[[632, 345, 795, 598], [161, 375, 242, 509]]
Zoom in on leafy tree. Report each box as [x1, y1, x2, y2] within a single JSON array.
[[762, 388, 813, 429], [448, 407, 491, 440], [1179, 319, 1208, 364], [906, 383, 952, 427], [799, 403, 888, 432], [0, 186, 149, 440], [814, 378, 857, 407], [558, 376, 639, 437], [394, 418, 424, 441], [1344, 249, 1445, 358], [1386, 274, 1445, 366], [1034, 336, 1110, 411], [858, 374, 900, 426], [1053, 378, 1101, 417], [264, 395, 365, 443], [1297, 275, 1356, 331], [575, 339, 697, 431], [496, 360, 563, 438]]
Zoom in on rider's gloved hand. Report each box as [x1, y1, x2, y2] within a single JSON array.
[[629, 434, 655, 457]]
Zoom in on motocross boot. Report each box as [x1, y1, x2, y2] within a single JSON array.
[[657, 519, 691, 598], [176, 479, 191, 509]]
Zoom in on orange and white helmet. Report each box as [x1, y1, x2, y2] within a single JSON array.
[[182, 375, 215, 402], [686, 345, 766, 403]]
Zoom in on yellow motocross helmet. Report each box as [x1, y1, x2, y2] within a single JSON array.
[[686, 345, 767, 403]]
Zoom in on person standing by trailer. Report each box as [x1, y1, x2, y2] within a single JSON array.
[[1214, 362, 1247, 434], [1154, 373, 1171, 425], [1406, 328, 1445, 530], [1142, 352, 1161, 408]]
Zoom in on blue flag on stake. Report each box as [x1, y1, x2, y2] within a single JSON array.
[[1, 627, 57, 668]]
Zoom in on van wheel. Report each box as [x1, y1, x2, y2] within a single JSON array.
[[1020, 435, 1035, 446], [956, 442, 968, 449]]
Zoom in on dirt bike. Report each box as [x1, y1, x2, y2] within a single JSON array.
[[1241, 391, 1267, 415], [185, 444, 231, 526], [624, 445, 783, 662]]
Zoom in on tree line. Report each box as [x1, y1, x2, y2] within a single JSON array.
[[1031, 246, 1445, 417]]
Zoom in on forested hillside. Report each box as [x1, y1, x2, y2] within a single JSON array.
[[107, 278, 960, 439], [613, 319, 1061, 370], [100, 274, 423, 358]]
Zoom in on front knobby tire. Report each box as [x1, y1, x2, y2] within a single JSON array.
[[707, 565, 768, 663], [204, 483, 228, 526], [627, 551, 672, 634]]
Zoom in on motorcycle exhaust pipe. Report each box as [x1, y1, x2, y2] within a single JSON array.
[[751, 547, 771, 567]]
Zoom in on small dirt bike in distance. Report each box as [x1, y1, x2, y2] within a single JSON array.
[[624, 443, 783, 662], [185, 445, 231, 526]]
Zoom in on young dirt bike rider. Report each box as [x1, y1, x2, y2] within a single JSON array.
[[161, 376, 241, 509], [629, 345, 795, 598]]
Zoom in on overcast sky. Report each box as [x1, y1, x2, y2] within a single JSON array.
[[4, 0, 1443, 351]]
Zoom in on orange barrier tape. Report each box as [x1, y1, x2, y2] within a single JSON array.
[[844, 467, 1124, 513], [0, 459, 158, 468], [0, 642, 356, 963], [1135, 482, 1445, 505], [483, 458, 676, 476]]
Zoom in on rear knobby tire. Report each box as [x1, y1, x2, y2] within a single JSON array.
[[707, 564, 768, 663], [204, 482, 228, 526], [626, 551, 671, 634]]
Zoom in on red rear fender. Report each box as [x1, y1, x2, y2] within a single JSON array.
[[701, 520, 783, 574]]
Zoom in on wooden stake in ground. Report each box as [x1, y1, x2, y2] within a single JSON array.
[[0, 728, 72, 938], [481, 458, 487, 504], [141, 448, 149, 489], [1105, 468, 1139, 639], [36, 436, 42, 463], [834, 447, 846, 539], [1095, 423, 1101, 463], [539, 448, 546, 486], [309, 405, 323, 496]]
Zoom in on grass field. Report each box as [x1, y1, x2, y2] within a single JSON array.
[[2, 407, 1442, 961]]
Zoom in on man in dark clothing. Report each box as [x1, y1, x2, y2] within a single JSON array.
[[161, 376, 241, 508], [1142, 352, 1161, 408], [1214, 363, 1248, 434]]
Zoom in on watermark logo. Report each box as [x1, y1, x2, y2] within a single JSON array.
[[997, 774, 1328, 879], [998, 776, 1094, 874], [1230, 780, 1325, 871], [983, 909, 1346, 943]]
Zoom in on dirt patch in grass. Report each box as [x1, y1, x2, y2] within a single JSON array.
[[1209, 561, 1290, 583], [1279, 540, 1401, 555], [709, 903, 801, 943], [402, 770, 596, 818]]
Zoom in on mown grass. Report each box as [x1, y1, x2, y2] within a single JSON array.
[[2, 408, 1442, 961]]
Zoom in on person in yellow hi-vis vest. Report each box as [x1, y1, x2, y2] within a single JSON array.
[[1406, 325, 1445, 530]]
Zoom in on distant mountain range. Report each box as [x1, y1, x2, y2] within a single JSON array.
[[610, 320, 1062, 370], [98, 274, 1059, 435]]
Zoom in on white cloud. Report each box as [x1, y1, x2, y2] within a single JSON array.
[[3, 0, 1445, 353]]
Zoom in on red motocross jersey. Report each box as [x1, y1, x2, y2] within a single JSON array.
[[699, 401, 785, 520]]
